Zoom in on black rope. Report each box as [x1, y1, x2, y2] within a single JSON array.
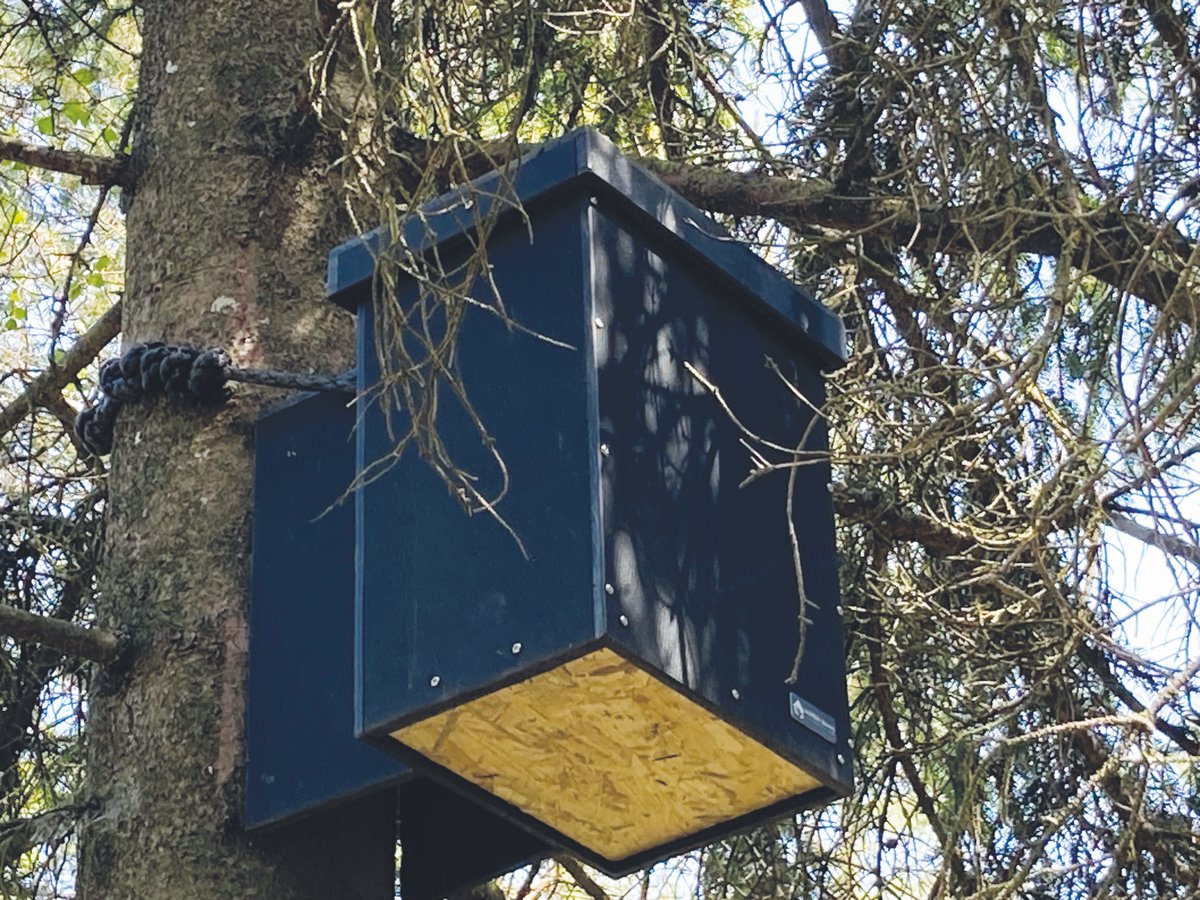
[[75, 341, 355, 456]]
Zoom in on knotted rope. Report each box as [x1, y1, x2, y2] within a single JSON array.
[[75, 341, 354, 456]]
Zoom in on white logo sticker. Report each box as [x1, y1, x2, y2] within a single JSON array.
[[789, 693, 837, 744]]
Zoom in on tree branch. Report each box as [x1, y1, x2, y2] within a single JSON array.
[[555, 857, 610, 900], [833, 484, 976, 555], [0, 139, 131, 187], [1137, 0, 1200, 95], [0, 300, 121, 442], [1106, 511, 1200, 569], [0, 803, 92, 868], [862, 543, 972, 894], [643, 161, 1194, 314], [386, 136, 1196, 318], [1069, 720, 1198, 885], [0, 603, 119, 665], [445, 881, 505, 900], [1077, 640, 1200, 756], [796, 0, 850, 70]]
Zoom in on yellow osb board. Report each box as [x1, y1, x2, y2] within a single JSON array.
[[392, 647, 821, 861]]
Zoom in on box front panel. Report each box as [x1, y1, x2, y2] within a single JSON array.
[[590, 201, 852, 790], [357, 196, 600, 736]]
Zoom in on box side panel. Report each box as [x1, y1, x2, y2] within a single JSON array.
[[357, 195, 598, 735], [246, 392, 408, 828], [590, 202, 852, 790]]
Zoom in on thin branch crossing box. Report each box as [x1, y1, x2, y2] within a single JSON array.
[[328, 129, 852, 873]]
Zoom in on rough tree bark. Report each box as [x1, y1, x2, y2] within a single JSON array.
[[77, 2, 386, 895]]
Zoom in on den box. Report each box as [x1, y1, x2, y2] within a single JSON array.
[[328, 129, 853, 873]]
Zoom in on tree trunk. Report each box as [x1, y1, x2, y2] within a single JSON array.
[[78, 1, 381, 895]]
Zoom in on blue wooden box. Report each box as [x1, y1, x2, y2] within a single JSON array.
[[329, 129, 852, 874]]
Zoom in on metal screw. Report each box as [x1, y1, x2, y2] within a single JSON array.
[[836, 753, 846, 765], [511, 642, 522, 654], [604, 583, 614, 595], [731, 689, 741, 701], [618, 614, 629, 626], [593, 316, 605, 329], [599, 443, 610, 457], [429, 675, 441, 688], [796, 312, 809, 332]]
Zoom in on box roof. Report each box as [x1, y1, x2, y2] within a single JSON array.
[[326, 128, 846, 368]]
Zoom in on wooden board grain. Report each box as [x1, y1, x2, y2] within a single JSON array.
[[393, 647, 821, 861]]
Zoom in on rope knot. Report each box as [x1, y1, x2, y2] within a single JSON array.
[[75, 342, 232, 457], [74, 342, 353, 457]]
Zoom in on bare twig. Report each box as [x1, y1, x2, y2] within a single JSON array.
[[49, 184, 112, 357]]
